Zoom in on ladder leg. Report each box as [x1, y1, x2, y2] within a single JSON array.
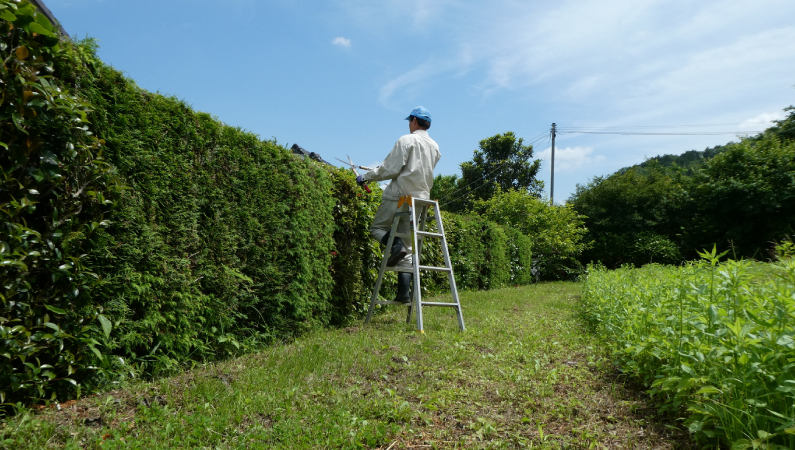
[[405, 287, 413, 324], [365, 214, 402, 324], [408, 206, 426, 325], [435, 204, 465, 331], [410, 203, 425, 332]]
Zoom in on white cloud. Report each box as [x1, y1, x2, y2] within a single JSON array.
[[739, 111, 787, 131], [536, 146, 605, 173], [375, 0, 795, 119], [332, 36, 351, 47]]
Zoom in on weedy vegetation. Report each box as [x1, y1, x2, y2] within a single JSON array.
[[581, 248, 795, 449]]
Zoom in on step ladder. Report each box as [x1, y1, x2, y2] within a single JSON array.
[[364, 197, 465, 332]]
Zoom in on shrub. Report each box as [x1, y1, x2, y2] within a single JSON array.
[[0, 1, 119, 406], [59, 42, 337, 376], [583, 231, 681, 268], [327, 169, 384, 324], [682, 135, 795, 260], [581, 251, 795, 448], [473, 187, 588, 280]]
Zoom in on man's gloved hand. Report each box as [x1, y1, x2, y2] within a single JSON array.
[[356, 175, 365, 186]]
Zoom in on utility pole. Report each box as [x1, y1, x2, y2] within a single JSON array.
[[550, 123, 556, 204]]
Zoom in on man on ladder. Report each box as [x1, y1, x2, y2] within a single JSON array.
[[356, 106, 440, 304]]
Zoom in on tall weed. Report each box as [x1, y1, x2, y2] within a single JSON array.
[[582, 252, 795, 448]]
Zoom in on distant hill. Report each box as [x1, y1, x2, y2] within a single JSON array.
[[619, 106, 795, 175], [617, 144, 729, 175]]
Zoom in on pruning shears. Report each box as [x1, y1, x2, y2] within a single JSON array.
[[335, 155, 373, 193]]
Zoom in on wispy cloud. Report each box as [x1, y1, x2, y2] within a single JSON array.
[[378, 54, 471, 107], [739, 110, 787, 131], [375, 0, 795, 120], [536, 146, 605, 173], [332, 36, 351, 47], [332, 0, 458, 30]]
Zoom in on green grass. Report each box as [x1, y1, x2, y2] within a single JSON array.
[[1, 283, 686, 449], [581, 254, 795, 449]]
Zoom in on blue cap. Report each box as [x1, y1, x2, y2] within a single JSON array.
[[405, 106, 431, 123]]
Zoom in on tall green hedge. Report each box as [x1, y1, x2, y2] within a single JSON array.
[[416, 212, 531, 295], [1, 4, 536, 407], [57, 40, 338, 376]]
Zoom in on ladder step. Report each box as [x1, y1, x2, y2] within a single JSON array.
[[421, 302, 460, 307], [416, 231, 444, 238], [374, 300, 412, 306], [418, 265, 451, 272]]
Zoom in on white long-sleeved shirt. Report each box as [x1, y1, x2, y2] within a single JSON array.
[[363, 130, 441, 201]]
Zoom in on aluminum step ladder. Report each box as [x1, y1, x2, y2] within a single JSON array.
[[364, 197, 465, 332]]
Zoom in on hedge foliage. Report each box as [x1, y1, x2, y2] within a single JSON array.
[[0, 5, 536, 408], [60, 40, 338, 377], [0, 1, 119, 408]]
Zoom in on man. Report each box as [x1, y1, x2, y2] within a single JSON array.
[[357, 106, 441, 303]]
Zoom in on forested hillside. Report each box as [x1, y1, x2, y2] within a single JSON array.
[[620, 144, 729, 175], [570, 108, 795, 267]]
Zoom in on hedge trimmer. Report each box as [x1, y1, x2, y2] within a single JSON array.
[[336, 155, 373, 193]]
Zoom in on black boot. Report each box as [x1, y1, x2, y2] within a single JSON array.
[[395, 272, 412, 304], [380, 232, 408, 267]]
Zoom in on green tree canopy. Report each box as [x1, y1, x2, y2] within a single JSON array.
[[437, 132, 542, 211], [473, 188, 588, 280], [682, 134, 795, 258], [569, 105, 795, 267]]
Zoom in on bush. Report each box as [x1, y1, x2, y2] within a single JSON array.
[[59, 41, 337, 376], [581, 253, 795, 448], [473, 188, 588, 280], [0, 1, 119, 406], [327, 169, 384, 324], [682, 135, 795, 260], [583, 231, 681, 268], [570, 162, 685, 269], [415, 211, 528, 294]]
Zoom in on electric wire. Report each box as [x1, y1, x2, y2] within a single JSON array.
[[556, 122, 764, 136], [557, 122, 759, 129], [558, 131, 762, 136], [438, 121, 763, 208]]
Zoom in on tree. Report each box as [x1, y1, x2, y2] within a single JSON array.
[[569, 161, 686, 268], [766, 105, 795, 142], [682, 135, 795, 259], [443, 132, 542, 211], [429, 174, 464, 211], [473, 188, 588, 280]]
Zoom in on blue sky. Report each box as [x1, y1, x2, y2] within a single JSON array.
[[46, 0, 795, 202]]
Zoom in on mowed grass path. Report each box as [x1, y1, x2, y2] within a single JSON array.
[[2, 283, 688, 449]]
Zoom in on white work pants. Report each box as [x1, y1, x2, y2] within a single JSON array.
[[370, 199, 413, 265]]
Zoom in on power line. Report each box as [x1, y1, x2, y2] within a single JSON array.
[[558, 130, 762, 136], [557, 122, 757, 130]]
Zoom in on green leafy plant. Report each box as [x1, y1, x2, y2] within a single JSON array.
[[0, 0, 120, 408], [473, 187, 588, 280], [581, 254, 795, 448]]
